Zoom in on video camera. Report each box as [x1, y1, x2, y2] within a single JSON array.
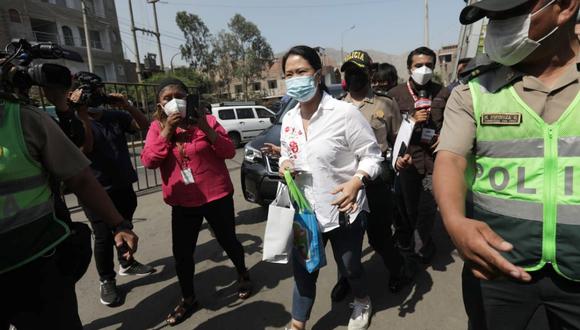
[[0, 39, 83, 100], [70, 71, 116, 108]]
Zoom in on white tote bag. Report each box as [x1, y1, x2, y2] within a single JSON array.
[[262, 182, 295, 264]]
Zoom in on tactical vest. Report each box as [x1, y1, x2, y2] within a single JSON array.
[[0, 101, 69, 274], [468, 78, 580, 280]]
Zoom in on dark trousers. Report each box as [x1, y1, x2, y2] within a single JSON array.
[[0, 252, 83, 330], [83, 186, 137, 281], [398, 166, 437, 253], [292, 213, 369, 322], [365, 182, 404, 274], [463, 265, 580, 330], [171, 194, 247, 299]]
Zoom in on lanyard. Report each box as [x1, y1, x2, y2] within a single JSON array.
[[406, 80, 418, 102]]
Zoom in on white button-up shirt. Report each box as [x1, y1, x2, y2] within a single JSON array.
[[279, 92, 383, 232]]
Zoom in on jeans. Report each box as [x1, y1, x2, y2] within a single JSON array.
[[463, 265, 580, 330], [292, 212, 369, 322], [0, 251, 83, 330], [398, 166, 437, 253], [171, 194, 247, 299], [83, 186, 137, 281]]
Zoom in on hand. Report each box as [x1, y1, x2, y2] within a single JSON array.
[[196, 108, 211, 131], [108, 93, 130, 110], [396, 154, 412, 171], [42, 86, 68, 111], [279, 160, 295, 177], [261, 143, 281, 156], [113, 229, 139, 260], [446, 217, 531, 282], [68, 88, 84, 105], [161, 113, 182, 138], [412, 109, 430, 124], [330, 178, 363, 213]]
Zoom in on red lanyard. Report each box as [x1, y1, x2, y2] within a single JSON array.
[[406, 80, 418, 102]]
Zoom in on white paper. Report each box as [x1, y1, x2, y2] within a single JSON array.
[[392, 117, 415, 170]]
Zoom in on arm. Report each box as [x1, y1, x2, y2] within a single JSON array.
[[76, 106, 94, 154], [141, 120, 172, 169], [109, 93, 149, 131], [201, 115, 236, 159]]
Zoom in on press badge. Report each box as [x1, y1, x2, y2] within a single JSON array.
[[480, 113, 522, 126], [421, 128, 436, 144], [181, 168, 195, 185]]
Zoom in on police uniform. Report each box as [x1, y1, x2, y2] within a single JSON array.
[[438, 51, 580, 329], [0, 101, 89, 329]]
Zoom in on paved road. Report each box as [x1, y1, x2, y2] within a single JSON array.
[[73, 148, 469, 330]]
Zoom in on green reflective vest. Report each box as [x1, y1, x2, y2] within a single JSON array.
[[0, 101, 69, 274], [469, 78, 580, 280]]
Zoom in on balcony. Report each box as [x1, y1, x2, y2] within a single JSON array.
[[33, 31, 60, 44]]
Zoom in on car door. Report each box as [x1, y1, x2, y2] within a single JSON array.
[[254, 107, 276, 131], [235, 107, 260, 140]]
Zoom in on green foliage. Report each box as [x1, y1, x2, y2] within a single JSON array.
[[175, 11, 214, 74]]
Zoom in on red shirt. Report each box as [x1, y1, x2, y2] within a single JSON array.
[[141, 115, 236, 207]]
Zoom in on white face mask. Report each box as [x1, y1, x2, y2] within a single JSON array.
[[411, 65, 433, 86], [484, 0, 558, 66], [163, 98, 186, 118]]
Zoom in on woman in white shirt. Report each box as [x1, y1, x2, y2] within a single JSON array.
[[279, 45, 383, 330]]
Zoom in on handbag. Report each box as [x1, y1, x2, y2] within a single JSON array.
[[284, 171, 327, 273], [262, 183, 295, 264]]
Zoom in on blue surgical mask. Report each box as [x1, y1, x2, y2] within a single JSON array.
[[285, 72, 319, 103]]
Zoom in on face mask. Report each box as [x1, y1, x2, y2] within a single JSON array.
[[345, 70, 369, 93], [163, 98, 186, 118], [285, 72, 319, 103], [411, 65, 433, 86], [484, 0, 558, 66]]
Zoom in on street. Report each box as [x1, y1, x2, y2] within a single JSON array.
[[73, 148, 468, 330]]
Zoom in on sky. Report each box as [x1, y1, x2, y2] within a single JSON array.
[[114, 0, 467, 67]]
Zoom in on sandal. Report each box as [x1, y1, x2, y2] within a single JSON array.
[[238, 273, 253, 300], [166, 298, 197, 327]]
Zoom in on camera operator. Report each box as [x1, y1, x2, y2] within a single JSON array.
[[69, 72, 154, 306], [0, 72, 139, 330]]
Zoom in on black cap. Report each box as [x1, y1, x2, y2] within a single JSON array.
[[340, 50, 373, 72], [460, 0, 530, 25], [155, 77, 188, 98]]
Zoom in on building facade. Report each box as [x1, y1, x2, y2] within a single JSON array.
[[0, 0, 127, 81]]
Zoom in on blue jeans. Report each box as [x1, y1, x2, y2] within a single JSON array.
[[291, 212, 369, 322]]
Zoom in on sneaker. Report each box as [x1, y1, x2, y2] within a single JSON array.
[[348, 300, 372, 330], [118, 261, 155, 276], [100, 280, 120, 306]]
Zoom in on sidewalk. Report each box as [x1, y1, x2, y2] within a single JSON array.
[[74, 150, 467, 330]]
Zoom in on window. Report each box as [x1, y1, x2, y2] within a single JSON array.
[[236, 108, 255, 120], [78, 27, 86, 46], [252, 82, 261, 91], [94, 65, 107, 80], [218, 109, 236, 120], [267, 80, 277, 89], [62, 26, 74, 46], [90, 30, 102, 49], [234, 84, 243, 94], [8, 9, 21, 23], [256, 108, 273, 119]]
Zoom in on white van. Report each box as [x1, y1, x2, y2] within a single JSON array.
[[211, 103, 276, 147]]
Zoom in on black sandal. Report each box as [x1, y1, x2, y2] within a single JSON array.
[[166, 298, 197, 327], [238, 273, 253, 300]]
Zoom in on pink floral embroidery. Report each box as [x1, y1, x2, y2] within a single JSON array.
[[289, 141, 299, 154], [285, 126, 290, 133], [298, 130, 303, 136]]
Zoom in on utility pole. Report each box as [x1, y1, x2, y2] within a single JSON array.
[[147, 0, 165, 71], [340, 25, 355, 65], [128, 0, 143, 82], [81, 0, 94, 72], [424, 0, 430, 47]]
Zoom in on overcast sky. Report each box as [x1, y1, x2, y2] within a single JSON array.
[[115, 0, 466, 67]]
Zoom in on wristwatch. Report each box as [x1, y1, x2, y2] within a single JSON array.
[[354, 173, 369, 187]]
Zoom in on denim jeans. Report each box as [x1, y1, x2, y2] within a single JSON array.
[[292, 212, 369, 322]]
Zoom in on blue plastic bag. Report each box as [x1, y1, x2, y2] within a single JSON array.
[[285, 171, 326, 273]]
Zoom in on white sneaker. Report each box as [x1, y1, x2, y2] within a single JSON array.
[[348, 300, 372, 330]]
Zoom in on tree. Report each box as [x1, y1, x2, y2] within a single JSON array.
[[212, 31, 236, 97], [226, 14, 274, 99], [175, 11, 214, 76]]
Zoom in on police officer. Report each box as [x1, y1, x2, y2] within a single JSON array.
[[329, 50, 413, 302], [0, 90, 139, 328], [433, 0, 580, 329]]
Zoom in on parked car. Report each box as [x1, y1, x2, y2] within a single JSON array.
[[211, 103, 276, 147], [241, 84, 344, 206]]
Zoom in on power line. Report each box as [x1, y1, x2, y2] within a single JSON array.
[[164, 0, 397, 9], [119, 30, 180, 51]]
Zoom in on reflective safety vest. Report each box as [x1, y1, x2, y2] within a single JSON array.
[[0, 101, 69, 274], [468, 78, 580, 280]]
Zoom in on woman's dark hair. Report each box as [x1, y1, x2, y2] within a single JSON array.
[[155, 77, 188, 101], [373, 62, 399, 85], [282, 45, 328, 93], [406, 46, 437, 69]]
